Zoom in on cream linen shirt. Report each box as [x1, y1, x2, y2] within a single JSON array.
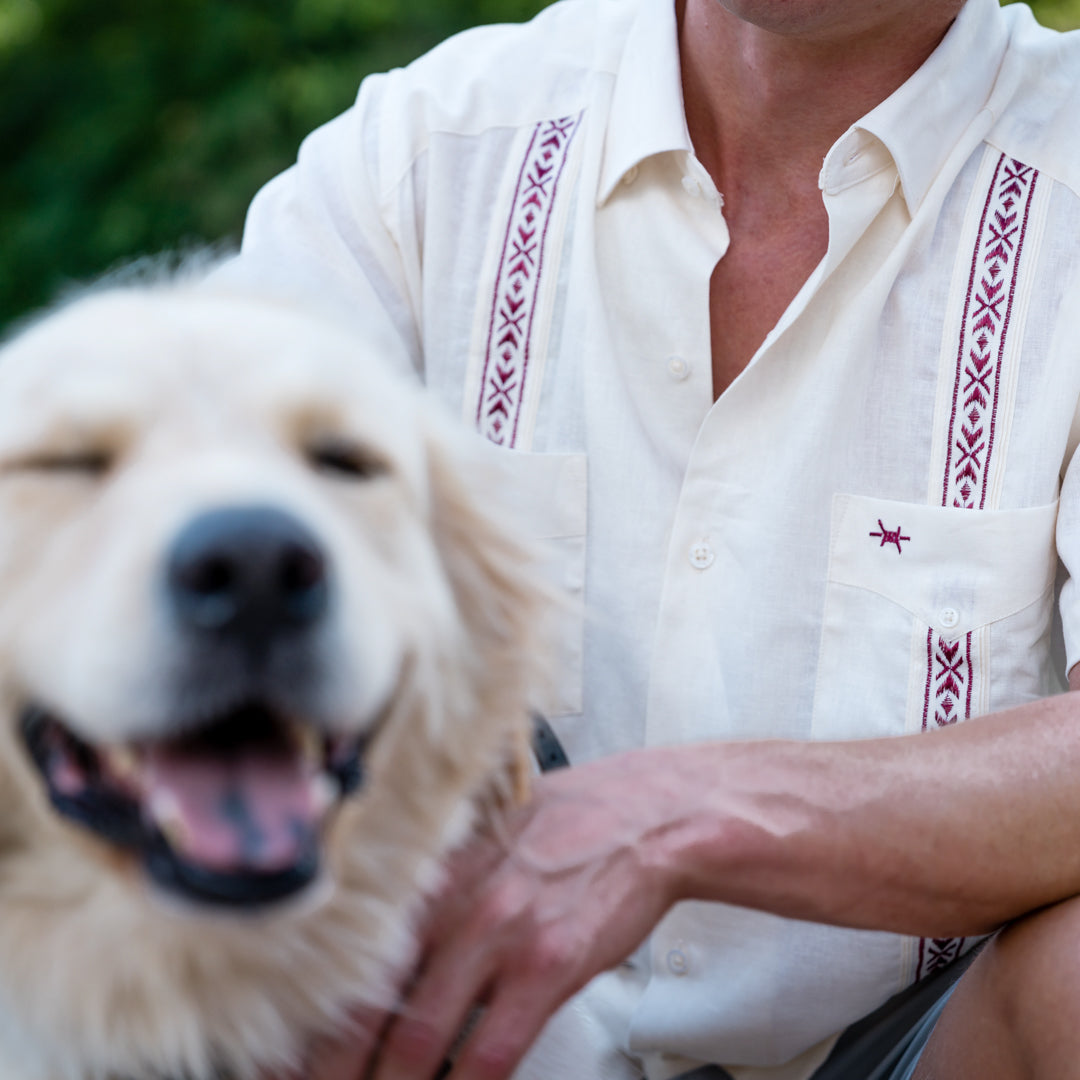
[[227, 0, 1080, 1077]]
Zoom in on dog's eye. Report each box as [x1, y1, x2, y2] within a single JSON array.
[[8, 451, 112, 476], [306, 438, 388, 481]]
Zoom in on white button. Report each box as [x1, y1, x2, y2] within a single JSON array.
[[667, 948, 688, 975], [940, 607, 960, 630], [622, 165, 639, 186], [681, 174, 704, 198], [689, 542, 715, 570], [667, 354, 690, 381]]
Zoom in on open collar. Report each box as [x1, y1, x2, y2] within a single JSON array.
[[597, 0, 1010, 215], [856, 0, 1010, 216], [597, 0, 690, 206]]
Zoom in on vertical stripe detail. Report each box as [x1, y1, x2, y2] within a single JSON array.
[[941, 156, 1038, 511], [916, 154, 1039, 981], [924, 153, 1039, 736], [475, 114, 582, 447]]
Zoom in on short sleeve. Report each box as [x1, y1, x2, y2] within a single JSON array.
[[1054, 400, 1080, 679], [213, 71, 424, 382]]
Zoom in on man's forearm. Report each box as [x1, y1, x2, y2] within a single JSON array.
[[657, 690, 1080, 937], [301, 693, 1080, 1080]]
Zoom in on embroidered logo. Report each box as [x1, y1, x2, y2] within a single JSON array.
[[475, 114, 582, 448], [868, 520, 910, 554]]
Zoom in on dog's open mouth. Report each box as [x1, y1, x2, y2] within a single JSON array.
[[20, 703, 365, 908]]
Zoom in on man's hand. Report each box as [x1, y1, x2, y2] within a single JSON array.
[[281, 686, 1080, 1080], [296, 749, 690, 1080]]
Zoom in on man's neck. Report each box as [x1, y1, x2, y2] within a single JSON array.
[[678, 0, 965, 202]]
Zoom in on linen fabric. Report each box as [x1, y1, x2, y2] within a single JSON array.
[[224, 0, 1080, 1077]]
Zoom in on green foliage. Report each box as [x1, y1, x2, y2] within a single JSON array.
[[0, 0, 551, 328], [1, 0, 1078, 331], [1003, 0, 1080, 28]]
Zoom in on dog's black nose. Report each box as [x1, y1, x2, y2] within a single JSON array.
[[167, 507, 328, 643]]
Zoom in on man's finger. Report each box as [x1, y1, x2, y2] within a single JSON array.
[[370, 933, 496, 1080], [446, 980, 561, 1080]]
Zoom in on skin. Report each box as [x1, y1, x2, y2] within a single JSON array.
[[303, 684, 1080, 1080], [682, 0, 966, 393], [910, 888, 1080, 1079], [282, 2, 1080, 1079]]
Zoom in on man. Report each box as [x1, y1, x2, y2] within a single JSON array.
[[229, 0, 1080, 1077]]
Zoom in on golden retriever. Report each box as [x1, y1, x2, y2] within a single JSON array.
[[0, 279, 548, 1080]]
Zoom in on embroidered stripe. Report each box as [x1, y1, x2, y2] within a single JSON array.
[[924, 155, 1038, 737], [941, 156, 1038, 511], [916, 936, 966, 981], [921, 628, 975, 733], [916, 153, 1039, 981], [476, 114, 581, 447]]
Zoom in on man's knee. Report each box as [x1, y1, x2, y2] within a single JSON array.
[[915, 896, 1080, 1079], [986, 895, 1080, 1061]]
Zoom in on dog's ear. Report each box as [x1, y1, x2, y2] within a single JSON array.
[[423, 420, 554, 800]]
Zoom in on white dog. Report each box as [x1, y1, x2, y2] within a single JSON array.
[[0, 280, 549, 1080]]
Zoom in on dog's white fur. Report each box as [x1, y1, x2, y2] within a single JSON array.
[[0, 283, 549, 1080]]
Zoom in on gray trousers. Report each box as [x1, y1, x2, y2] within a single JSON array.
[[672, 946, 980, 1080]]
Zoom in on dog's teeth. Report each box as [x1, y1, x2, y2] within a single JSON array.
[[149, 791, 190, 850], [310, 772, 338, 815], [298, 726, 322, 766], [104, 745, 139, 780], [149, 790, 184, 829], [158, 815, 190, 852]]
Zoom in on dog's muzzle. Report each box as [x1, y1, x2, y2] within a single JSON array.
[[20, 505, 372, 909]]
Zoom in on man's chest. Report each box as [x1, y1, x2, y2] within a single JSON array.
[[706, 205, 829, 399]]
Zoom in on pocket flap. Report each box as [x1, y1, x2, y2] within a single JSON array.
[[829, 494, 1058, 638]]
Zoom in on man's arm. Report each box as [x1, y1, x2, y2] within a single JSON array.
[[285, 685, 1079, 1080], [671, 691, 1080, 937]]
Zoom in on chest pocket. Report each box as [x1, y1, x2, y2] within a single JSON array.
[[811, 493, 1059, 740], [493, 449, 587, 718]]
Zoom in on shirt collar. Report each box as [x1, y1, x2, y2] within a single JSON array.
[[597, 0, 690, 206], [599, 0, 1010, 215], [845, 0, 1010, 216]]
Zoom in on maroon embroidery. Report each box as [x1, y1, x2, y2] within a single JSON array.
[[916, 153, 1038, 983], [921, 629, 973, 731], [916, 937, 965, 980], [869, 520, 910, 553], [923, 153, 1037, 735], [475, 114, 582, 447], [941, 156, 1038, 511]]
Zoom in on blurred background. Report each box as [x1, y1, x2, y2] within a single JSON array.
[[0, 0, 1077, 332]]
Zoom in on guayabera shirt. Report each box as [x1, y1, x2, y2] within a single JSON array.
[[228, 0, 1080, 1077]]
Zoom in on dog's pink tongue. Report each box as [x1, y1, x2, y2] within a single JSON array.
[[143, 747, 318, 873]]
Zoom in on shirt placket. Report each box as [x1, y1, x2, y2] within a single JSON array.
[[643, 135, 903, 750]]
